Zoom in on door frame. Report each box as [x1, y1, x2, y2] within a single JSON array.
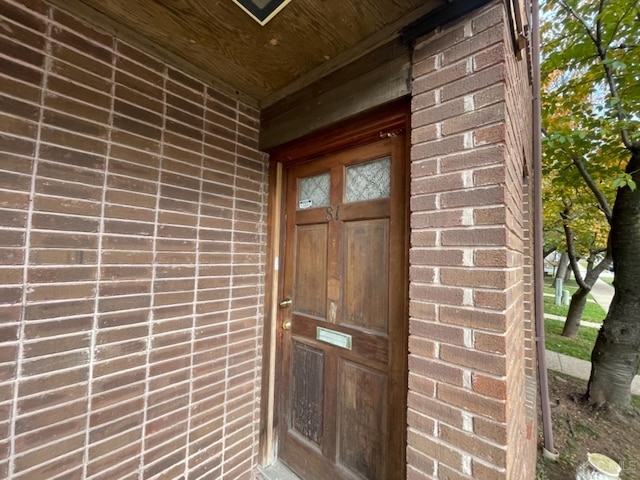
[[258, 99, 411, 471]]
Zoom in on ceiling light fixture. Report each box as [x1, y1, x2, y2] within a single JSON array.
[[233, 0, 292, 26]]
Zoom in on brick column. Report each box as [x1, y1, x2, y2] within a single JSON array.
[[407, 2, 535, 479]]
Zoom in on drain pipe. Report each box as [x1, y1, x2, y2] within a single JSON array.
[[531, 0, 557, 459]]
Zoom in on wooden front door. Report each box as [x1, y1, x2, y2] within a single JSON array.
[[277, 136, 407, 480]]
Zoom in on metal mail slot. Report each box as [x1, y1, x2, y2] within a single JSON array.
[[316, 326, 352, 350]]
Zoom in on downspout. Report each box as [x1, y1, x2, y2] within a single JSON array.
[[531, 0, 557, 459]]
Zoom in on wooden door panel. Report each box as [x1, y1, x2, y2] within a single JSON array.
[[278, 136, 407, 480], [338, 360, 388, 480], [290, 341, 324, 446], [291, 316, 388, 369], [294, 224, 327, 319], [343, 219, 389, 333], [334, 198, 390, 222], [295, 208, 332, 225]]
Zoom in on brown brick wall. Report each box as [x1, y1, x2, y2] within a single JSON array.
[[502, 3, 537, 478], [523, 179, 535, 378], [408, 1, 535, 478], [0, 0, 266, 478]]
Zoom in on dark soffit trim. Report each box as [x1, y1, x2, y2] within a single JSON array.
[[232, 0, 292, 25], [401, 0, 495, 44]]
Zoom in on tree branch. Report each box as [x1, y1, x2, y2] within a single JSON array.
[[560, 200, 612, 292], [561, 202, 589, 291], [571, 155, 613, 223], [542, 127, 613, 222], [557, 0, 635, 151], [607, 3, 637, 52], [557, 0, 599, 45], [585, 232, 613, 285], [596, 0, 604, 51], [585, 252, 612, 286]]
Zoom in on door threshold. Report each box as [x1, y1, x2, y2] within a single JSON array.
[[257, 461, 301, 480]]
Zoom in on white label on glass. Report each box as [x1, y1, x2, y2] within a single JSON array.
[[299, 199, 313, 209], [316, 327, 352, 350]]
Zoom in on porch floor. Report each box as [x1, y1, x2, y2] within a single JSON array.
[[257, 461, 301, 480]]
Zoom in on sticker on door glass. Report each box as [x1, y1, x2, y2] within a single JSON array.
[[298, 172, 330, 208]]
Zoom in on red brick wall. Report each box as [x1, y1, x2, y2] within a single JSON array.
[[523, 178, 535, 379], [408, 1, 536, 478], [0, 1, 266, 478], [502, 4, 536, 476]]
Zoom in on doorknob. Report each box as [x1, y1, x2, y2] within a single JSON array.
[[279, 298, 292, 308], [282, 320, 292, 330]]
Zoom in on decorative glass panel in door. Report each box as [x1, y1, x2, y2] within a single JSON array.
[[345, 156, 391, 203], [298, 172, 330, 209]]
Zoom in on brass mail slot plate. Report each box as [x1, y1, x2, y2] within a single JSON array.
[[316, 327, 352, 350]]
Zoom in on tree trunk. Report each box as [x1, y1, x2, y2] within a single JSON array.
[[554, 252, 569, 288], [561, 235, 609, 338], [563, 266, 572, 282], [587, 152, 640, 409], [562, 288, 588, 338]]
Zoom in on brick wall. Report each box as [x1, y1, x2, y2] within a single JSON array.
[[502, 6, 537, 477], [523, 178, 535, 379], [407, 1, 536, 478], [0, 0, 267, 479]]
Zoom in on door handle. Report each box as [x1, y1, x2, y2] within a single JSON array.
[[282, 320, 292, 330], [279, 298, 292, 308]]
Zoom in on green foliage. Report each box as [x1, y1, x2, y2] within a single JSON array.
[[542, 0, 640, 141], [613, 172, 637, 190], [535, 460, 551, 480], [541, 0, 640, 254]]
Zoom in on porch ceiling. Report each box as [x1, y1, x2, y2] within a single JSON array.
[[50, 0, 445, 106]]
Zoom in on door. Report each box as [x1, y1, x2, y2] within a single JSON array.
[[277, 136, 408, 480]]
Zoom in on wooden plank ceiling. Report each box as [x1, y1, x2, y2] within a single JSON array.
[[54, 0, 444, 105]]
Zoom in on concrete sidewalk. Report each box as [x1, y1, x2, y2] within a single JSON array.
[[586, 274, 615, 312], [545, 350, 640, 395], [544, 272, 640, 396]]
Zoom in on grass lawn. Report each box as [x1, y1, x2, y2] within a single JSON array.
[[545, 318, 598, 362], [545, 318, 640, 375], [543, 277, 579, 295], [601, 275, 614, 286], [543, 295, 606, 323]]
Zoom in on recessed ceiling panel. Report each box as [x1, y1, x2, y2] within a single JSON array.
[[69, 0, 438, 100], [233, 0, 292, 25]]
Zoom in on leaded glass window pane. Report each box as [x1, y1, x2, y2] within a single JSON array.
[[345, 157, 391, 203], [298, 172, 330, 209]]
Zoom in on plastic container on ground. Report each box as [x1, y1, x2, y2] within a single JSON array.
[[576, 453, 621, 480]]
